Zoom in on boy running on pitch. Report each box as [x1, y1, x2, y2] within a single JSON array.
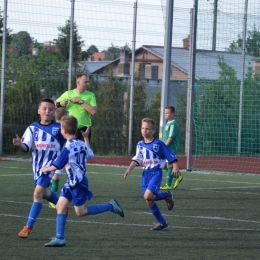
[[13, 98, 66, 238], [43, 115, 124, 247], [124, 117, 179, 231]]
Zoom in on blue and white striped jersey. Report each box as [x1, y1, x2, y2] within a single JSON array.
[[51, 139, 94, 187], [132, 138, 177, 170], [21, 121, 66, 180]]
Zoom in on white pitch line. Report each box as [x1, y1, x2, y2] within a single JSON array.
[[135, 211, 260, 224], [191, 186, 260, 190], [0, 213, 260, 232], [189, 189, 260, 196], [1, 199, 260, 226], [0, 174, 32, 177]]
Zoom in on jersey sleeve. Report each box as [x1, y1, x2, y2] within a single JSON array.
[[86, 146, 94, 160], [21, 126, 34, 151], [89, 92, 97, 107], [169, 123, 178, 139], [131, 142, 143, 166], [52, 147, 69, 169]]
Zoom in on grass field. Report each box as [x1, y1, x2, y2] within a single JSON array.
[[1, 160, 260, 260]]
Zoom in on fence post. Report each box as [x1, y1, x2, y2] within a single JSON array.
[[0, 0, 8, 155]]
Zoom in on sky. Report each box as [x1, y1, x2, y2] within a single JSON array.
[[0, 0, 260, 52]]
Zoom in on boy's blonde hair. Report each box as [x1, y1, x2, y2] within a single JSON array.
[[142, 117, 156, 129], [55, 107, 68, 122], [60, 115, 78, 135]]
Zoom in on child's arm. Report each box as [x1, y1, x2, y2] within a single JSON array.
[[41, 165, 58, 173], [81, 126, 91, 147], [124, 161, 138, 179], [12, 135, 28, 152], [172, 162, 180, 177], [165, 137, 173, 146]]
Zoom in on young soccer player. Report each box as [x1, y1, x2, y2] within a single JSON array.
[[42, 115, 124, 247], [48, 107, 68, 209], [13, 98, 66, 238], [160, 106, 183, 190], [124, 117, 179, 231]]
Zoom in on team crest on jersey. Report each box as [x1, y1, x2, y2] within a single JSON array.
[[153, 144, 159, 152], [52, 127, 59, 136]]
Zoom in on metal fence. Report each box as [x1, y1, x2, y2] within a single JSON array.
[[0, 0, 260, 173]]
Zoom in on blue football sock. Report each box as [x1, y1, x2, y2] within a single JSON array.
[[154, 192, 168, 201], [26, 202, 42, 228], [150, 203, 166, 224], [87, 204, 112, 215], [46, 191, 59, 204], [56, 214, 67, 239]]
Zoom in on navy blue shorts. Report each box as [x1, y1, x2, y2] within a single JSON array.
[[60, 177, 93, 206], [35, 174, 52, 188], [140, 168, 163, 195]]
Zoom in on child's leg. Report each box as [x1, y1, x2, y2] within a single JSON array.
[[49, 173, 61, 208], [75, 200, 124, 217], [26, 201, 42, 228], [46, 190, 59, 205], [50, 173, 60, 193], [55, 197, 70, 239], [165, 166, 174, 186], [68, 179, 124, 218], [44, 197, 68, 246], [26, 185, 45, 228], [85, 204, 112, 215], [150, 202, 167, 225]]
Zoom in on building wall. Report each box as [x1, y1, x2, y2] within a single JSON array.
[[103, 49, 188, 81]]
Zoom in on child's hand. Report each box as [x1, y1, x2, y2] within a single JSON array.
[[124, 170, 130, 179], [172, 163, 180, 178], [81, 126, 91, 138], [13, 135, 21, 146]]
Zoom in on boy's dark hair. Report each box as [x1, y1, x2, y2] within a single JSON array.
[[60, 115, 78, 135], [165, 106, 175, 113], [55, 107, 68, 121], [142, 117, 156, 129], [39, 98, 55, 107]]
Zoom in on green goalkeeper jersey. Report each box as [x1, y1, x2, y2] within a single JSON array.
[[162, 120, 179, 155]]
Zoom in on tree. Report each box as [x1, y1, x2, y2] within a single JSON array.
[[0, 8, 12, 48], [87, 44, 99, 56], [3, 47, 68, 154], [81, 44, 99, 61], [195, 57, 260, 155], [90, 66, 128, 155], [54, 19, 84, 62], [227, 25, 260, 57], [103, 43, 131, 61], [10, 31, 32, 57]]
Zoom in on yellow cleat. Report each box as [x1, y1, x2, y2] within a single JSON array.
[[48, 202, 56, 209], [173, 176, 183, 189], [160, 184, 172, 190]]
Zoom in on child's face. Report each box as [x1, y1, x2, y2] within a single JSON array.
[[38, 102, 55, 124], [60, 125, 66, 138], [141, 122, 155, 139], [164, 109, 174, 121]]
